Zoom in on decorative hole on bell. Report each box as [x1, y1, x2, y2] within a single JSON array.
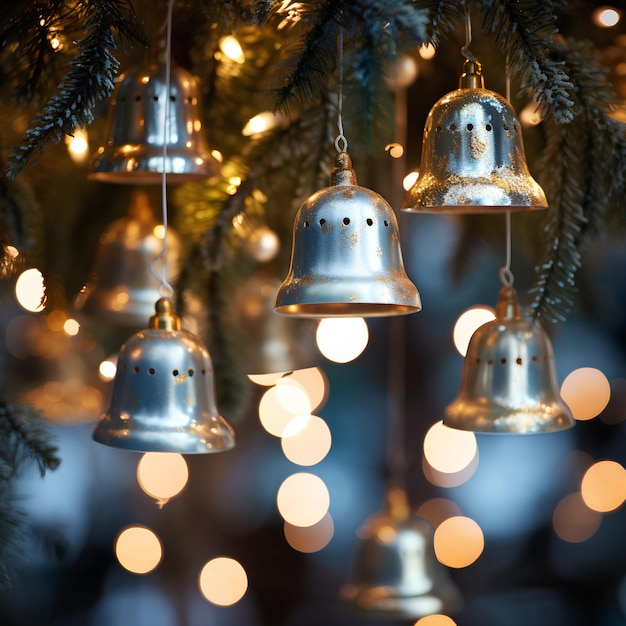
[[274, 152, 421, 318], [403, 59, 548, 213], [443, 287, 575, 434]]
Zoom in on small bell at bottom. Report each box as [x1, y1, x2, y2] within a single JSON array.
[[444, 287, 575, 434], [93, 298, 235, 453], [339, 487, 462, 620]]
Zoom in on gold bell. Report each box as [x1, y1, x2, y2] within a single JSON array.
[[74, 189, 181, 327], [444, 287, 575, 433], [274, 152, 421, 317], [92, 298, 235, 453], [339, 488, 462, 619], [88, 57, 218, 184], [403, 60, 548, 213]]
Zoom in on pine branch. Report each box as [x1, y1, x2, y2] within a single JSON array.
[[410, 0, 465, 47], [6, 0, 145, 178], [477, 0, 575, 123], [0, 484, 25, 589]]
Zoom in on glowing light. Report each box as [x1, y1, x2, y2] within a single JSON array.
[[385, 142, 404, 159], [423, 420, 478, 474], [258, 379, 312, 437], [219, 36, 245, 63], [453, 306, 496, 356], [422, 453, 479, 488], [277, 472, 330, 527], [519, 100, 543, 126], [552, 492, 602, 543], [199, 557, 248, 606], [415, 498, 463, 529], [228, 176, 242, 187], [115, 526, 163, 574], [560, 367, 611, 421], [581, 460, 626, 513], [153, 224, 165, 239], [419, 43, 436, 60], [15, 268, 46, 312], [99, 357, 118, 381], [433, 516, 484, 568], [284, 512, 334, 552], [316, 317, 369, 363], [403, 171, 419, 191], [63, 318, 80, 336], [415, 616, 457, 626], [394, 55, 419, 88], [242, 111, 281, 136], [593, 6, 621, 28], [65, 128, 89, 163], [211, 149, 223, 162], [248, 371, 289, 386], [285, 367, 329, 413], [281, 415, 332, 466], [137, 452, 189, 506]]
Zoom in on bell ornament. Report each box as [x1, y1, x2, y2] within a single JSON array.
[[444, 287, 575, 434], [403, 60, 548, 213], [93, 298, 235, 453], [274, 152, 421, 317]]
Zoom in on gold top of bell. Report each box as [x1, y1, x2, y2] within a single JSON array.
[[444, 287, 575, 434], [274, 152, 421, 318], [403, 59, 548, 213]]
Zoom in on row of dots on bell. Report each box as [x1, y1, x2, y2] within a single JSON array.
[[428, 122, 519, 133], [117, 95, 198, 104], [303, 218, 390, 228], [475, 355, 553, 365], [121, 364, 208, 376]]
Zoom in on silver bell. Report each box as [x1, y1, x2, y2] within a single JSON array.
[[88, 58, 218, 184], [93, 298, 235, 453], [403, 60, 548, 213], [339, 488, 462, 620], [274, 152, 421, 317], [444, 287, 575, 434]]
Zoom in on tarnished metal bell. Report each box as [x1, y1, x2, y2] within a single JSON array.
[[403, 60, 548, 213], [274, 152, 421, 317], [93, 298, 235, 453], [444, 287, 575, 434], [339, 488, 462, 620], [74, 189, 180, 327], [88, 57, 218, 184]]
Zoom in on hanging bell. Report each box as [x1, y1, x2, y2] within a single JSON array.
[[74, 189, 181, 327], [92, 297, 235, 453], [339, 487, 462, 620], [274, 152, 421, 317], [444, 286, 575, 434], [88, 56, 218, 184], [403, 60, 548, 213]]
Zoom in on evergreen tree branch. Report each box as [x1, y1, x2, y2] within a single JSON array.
[[6, 0, 145, 178], [410, 0, 465, 47]]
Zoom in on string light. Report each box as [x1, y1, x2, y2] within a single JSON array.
[[15, 268, 46, 312], [115, 526, 163, 574], [316, 317, 369, 363], [198, 557, 248, 606]]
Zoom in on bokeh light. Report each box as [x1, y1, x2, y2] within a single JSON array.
[[453, 306, 496, 356], [65, 127, 89, 163], [422, 453, 479, 488], [423, 421, 478, 474], [137, 452, 189, 505], [198, 557, 248, 606], [415, 616, 457, 626], [316, 317, 369, 363], [281, 415, 332, 466], [415, 498, 463, 529], [242, 111, 281, 136], [560, 367, 611, 421], [552, 492, 602, 543], [15, 268, 46, 312], [115, 526, 163, 574], [592, 6, 621, 28], [581, 460, 626, 513], [99, 356, 118, 382], [63, 318, 80, 336], [219, 35, 245, 62], [258, 379, 312, 437], [403, 171, 419, 191], [284, 512, 334, 553], [419, 43, 436, 60], [247, 371, 289, 386], [277, 472, 330, 527], [433, 516, 484, 568], [285, 367, 329, 413]]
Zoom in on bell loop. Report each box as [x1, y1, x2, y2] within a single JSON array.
[[149, 297, 181, 331], [495, 286, 521, 321], [459, 59, 484, 89], [330, 151, 357, 186]]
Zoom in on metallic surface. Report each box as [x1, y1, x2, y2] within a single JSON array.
[[74, 190, 180, 327], [89, 61, 218, 184], [403, 60, 547, 213], [275, 152, 421, 317], [93, 299, 235, 453], [339, 488, 462, 620], [444, 287, 575, 434]]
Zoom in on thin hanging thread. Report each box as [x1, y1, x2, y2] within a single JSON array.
[[150, 0, 175, 298], [500, 58, 514, 288], [334, 28, 348, 153], [461, 4, 477, 63]]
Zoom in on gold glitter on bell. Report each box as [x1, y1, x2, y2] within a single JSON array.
[[274, 152, 421, 317], [444, 287, 575, 434], [74, 189, 181, 327], [93, 297, 236, 453], [339, 487, 462, 620], [88, 56, 219, 184], [403, 60, 548, 213]]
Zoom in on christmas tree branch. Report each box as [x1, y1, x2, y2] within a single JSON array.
[[411, 0, 465, 47]]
